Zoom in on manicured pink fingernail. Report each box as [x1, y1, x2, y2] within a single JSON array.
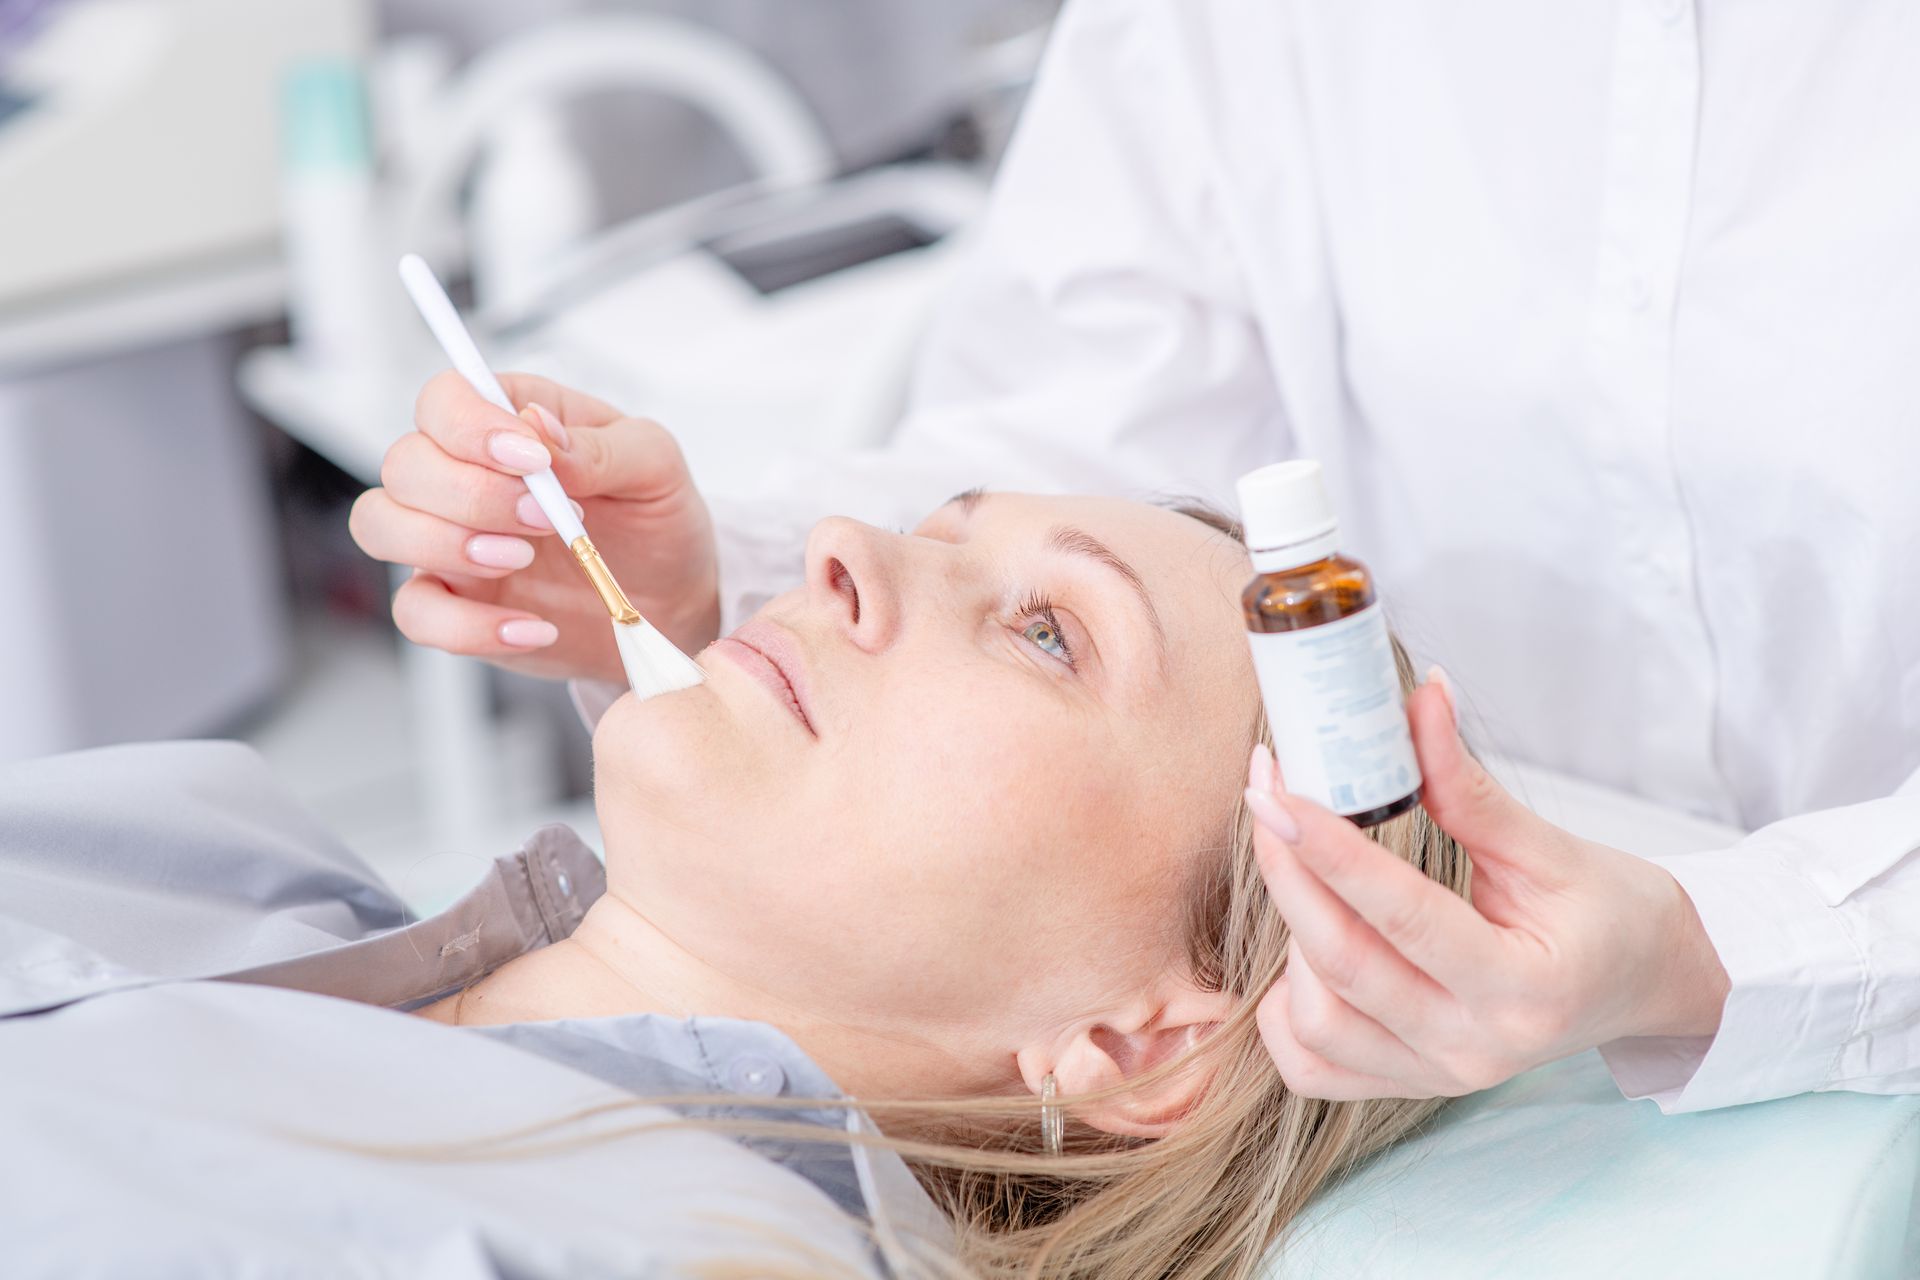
[[1425, 664, 1457, 729], [488, 431, 550, 473], [516, 493, 554, 530], [527, 402, 570, 451], [1248, 742, 1277, 794], [498, 619, 559, 648], [466, 534, 534, 570], [1244, 786, 1301, 842]]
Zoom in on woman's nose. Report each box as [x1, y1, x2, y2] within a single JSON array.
[[803, 517, 903, 653]]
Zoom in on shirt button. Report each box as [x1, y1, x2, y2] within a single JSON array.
[[556, 870, 572, 897], [726, 1054, 786, 1097]]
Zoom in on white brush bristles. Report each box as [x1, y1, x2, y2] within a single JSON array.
[[613, 618, 707, 701]]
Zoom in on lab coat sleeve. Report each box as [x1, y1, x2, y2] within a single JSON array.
[[706, 0, 1287, 632], [1600, 768, 1920, 1112]]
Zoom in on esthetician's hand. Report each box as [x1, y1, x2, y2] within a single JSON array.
[[350, 371, 720, 684], [1243, 672, 1732, 1101]]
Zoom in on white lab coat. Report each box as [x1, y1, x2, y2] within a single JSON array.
[[706, 0, 1920, 1113]]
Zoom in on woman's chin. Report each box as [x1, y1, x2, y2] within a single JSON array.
[[589, 676, 748, 836]]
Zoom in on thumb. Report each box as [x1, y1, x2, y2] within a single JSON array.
[[545, 413, 694, 504], [1408, 669, 1546, 858]]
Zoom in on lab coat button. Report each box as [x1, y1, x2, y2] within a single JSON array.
[[1655, 0, 1689, 24], [727, 1054, 787, 1096], [1627, 275, 1653, 312]]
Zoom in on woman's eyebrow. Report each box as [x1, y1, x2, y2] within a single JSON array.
[[936, 489, 1170, 675], [942, 486, 988, 516], [1047, 525, 1169, 672]]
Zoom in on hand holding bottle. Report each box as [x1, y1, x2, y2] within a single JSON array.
[[1243, 674, 1732, 1100]]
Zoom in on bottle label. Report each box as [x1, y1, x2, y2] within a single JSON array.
[[1248, 602, 1422, 818]]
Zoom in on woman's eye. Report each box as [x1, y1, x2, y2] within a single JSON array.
[[1013, 592, 1079, 670], [1022, 618, 1071, 662]]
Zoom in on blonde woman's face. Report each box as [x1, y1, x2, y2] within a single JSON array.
[[592, 494, 1255, 1071]]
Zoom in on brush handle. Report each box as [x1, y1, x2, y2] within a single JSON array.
[[397, 254, 589, 544]]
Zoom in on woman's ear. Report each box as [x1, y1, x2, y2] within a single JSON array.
[[1028, 983, 1237, 1139]]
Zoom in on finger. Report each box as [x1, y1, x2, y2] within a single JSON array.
[[1282, 942, 1433, 1086], [1248, 793, 1454, 1032], [549, 414, 693, 502], [1248, 742, 1276, 793], [1257, 974, 1428, 1102], [350, 489, 536, 579], [1273, 790, 1498, 994], [380, 432, 571, 536], [495, 372, 624, 430], [413, 369, 553, 476], [1407, 676, 1549, 858], [391, 572, 559, 656], [1247, 742, 1289, 796]]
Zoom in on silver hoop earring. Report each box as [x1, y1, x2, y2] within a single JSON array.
[[1040, 1072, 1064, 1156]]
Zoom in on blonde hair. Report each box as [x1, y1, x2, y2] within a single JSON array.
[[341, 505, 1470, 1279]]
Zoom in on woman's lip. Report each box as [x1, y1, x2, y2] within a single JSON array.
[[712, 625, 817, 736]]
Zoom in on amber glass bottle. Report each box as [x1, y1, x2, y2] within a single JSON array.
[[1237, 462, 1420, 827]]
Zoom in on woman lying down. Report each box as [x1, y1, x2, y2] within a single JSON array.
[[0, 463, 1468, 1278]]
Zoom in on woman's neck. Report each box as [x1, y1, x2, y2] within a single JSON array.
[[418, 889, 1015, 1101]]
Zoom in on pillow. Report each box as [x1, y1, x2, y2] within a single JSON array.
[[1267, 1049, 1920, 1278]]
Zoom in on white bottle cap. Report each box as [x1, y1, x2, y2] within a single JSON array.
[[1237, 460, 1342, 570]]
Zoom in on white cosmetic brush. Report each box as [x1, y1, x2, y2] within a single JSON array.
[[397, 254, 706, 701]]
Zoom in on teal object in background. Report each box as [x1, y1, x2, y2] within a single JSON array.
[[282, 56, 373, 173], [1267, 1051, 1920, 1278]]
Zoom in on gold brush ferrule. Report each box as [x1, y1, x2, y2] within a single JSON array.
[[569, 536, 642, 626]]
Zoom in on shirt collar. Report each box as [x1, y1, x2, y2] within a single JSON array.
[[222, 823, 604, 1009], [226, 822, 953, 1261]]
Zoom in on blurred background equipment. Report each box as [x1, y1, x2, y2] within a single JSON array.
[[0, 0, 373, 763], [0, 0, 1058, 910], [0, 0, 372, 315]]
